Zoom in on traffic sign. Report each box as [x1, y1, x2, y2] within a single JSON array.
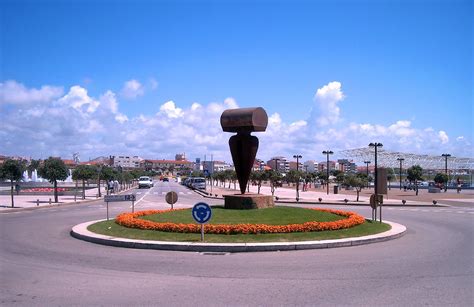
[[192, 202, 212, 224], [104, 194, 136, 202], [165, 191, 178, 209]]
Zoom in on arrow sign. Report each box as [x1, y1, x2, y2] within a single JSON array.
[[192, 202, 212, 224]]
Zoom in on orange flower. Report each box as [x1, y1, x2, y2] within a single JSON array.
[[115, 208, 365, 235]]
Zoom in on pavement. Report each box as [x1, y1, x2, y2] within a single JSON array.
[[200, 183, 474, 207], [0, 184, 137, 211]]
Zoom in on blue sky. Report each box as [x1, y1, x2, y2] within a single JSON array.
[[1, 0, 472, 162]]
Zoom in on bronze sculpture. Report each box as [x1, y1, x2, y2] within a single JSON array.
[[220, 107, 268, 194]]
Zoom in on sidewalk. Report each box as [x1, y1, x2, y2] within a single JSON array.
[[203, 183, 474, 207], [0, 185, 137, 211]]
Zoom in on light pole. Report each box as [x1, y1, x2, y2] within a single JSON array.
[[293, 154, 302, 201], [397, 157, 404, 190], [364, 160, 371, 188], [441, 153, 451, 192], [369, 143, 383, 222], [322, 150, 333, 195]]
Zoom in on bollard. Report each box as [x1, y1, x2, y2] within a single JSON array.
[[37, 199, 39, 206], [49, 198, 51, 205]]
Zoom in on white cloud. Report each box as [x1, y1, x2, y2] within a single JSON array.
[[438, 131, 449, 144], [57, 86, 100, 113], [1, 80, 471, 162], [0, 80, 63, 105], [121, 79, 144, 99], [159, 100, 184, 118], [312, 81, 345, 126]]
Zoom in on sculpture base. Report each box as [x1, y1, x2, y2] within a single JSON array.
[[224, 194, 274, 210]]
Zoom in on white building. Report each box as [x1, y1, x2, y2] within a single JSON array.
[[111, 155, 143, 168], [303, 160, 318, 172]]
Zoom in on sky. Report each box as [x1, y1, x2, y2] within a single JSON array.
[[1, 0, 472, 164]]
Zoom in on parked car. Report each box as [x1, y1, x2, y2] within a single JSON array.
[[191, 177, 206, 190], [138, 176, 154, 189], [163, 177, 169, 182]]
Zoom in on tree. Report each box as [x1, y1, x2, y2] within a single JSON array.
[[27, 159, 41, 178], [251, 170, 269, 194], [434, 173, 448, 190], [267, 170, 283, 196], [344, 174, 368, 201], [122, 171, 134, 189], [386, 168, 395, 190], [38, 157, 69, 203], [72, 165, 97, 199], [100, 166, 116, 195], [0, 159, 25, 207], [407, 165, 423, 195]]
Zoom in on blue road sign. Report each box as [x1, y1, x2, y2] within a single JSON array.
[[192, 202, 212, 224]]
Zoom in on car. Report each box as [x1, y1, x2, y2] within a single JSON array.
[[138, 176, 154, 189], [191, 177, 206, 190], [163, 177, 169, 182]]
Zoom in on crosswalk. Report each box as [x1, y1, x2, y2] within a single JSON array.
[[135, 191, 193, 195]]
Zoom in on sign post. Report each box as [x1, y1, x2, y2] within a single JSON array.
[[165, 191, 178, 210], [192, 202, 212, 241], [104, 194, 137, 221]]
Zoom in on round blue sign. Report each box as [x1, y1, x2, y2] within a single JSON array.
[[192, 202, 212, 224]]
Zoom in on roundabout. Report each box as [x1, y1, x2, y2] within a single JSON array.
[[71, 206, 407, 252]]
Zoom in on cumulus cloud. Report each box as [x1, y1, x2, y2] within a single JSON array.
[[121, 79, 144, 99], [438, 131, 449, 144], [0, 80, 63, 105], [312, 81, 345, 126], [1, 80, 471, 162]]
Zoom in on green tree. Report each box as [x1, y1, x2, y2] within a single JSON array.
[[267, 170, 283, 196], [38, 157, 69, 203], [27, 159, 41, 178], [434, 173, 448, 190], [344, 174, 368, 202], [0, 159, 25, 207], [251, 170, 269, 194], [100, 166, 116, 195], [72, 165, 97, 199], [407, 165, 423, 195], [386, 168, 395, 190]]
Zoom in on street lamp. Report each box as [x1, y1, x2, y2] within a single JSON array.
[[322, 150, 333, 195], [364, 160, 371, 188], [293, 154, 302, 201], [369, 143, 383, 222], [397, 157, 404, 190], [441, 153, 451, 192]]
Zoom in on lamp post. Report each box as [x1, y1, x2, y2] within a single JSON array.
[[364, 160, 371, 188], [397, 157, 404, 190], [369, 143, 383, 222], [293, 155, 302, 201], [322, 150, 333, 195], [441, 153, 451, 192]]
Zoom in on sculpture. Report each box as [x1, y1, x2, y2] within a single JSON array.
[[220, 107, 268, 194]]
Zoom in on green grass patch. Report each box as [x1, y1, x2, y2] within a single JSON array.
[[87, 206, 391, 243], [141, 206, 344, 225]]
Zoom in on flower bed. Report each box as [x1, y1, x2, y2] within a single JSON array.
[[21, 187, 68, 193], [115, 208, 365, 235]]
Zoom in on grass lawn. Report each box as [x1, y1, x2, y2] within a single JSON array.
[[88, 206, 391, 243]]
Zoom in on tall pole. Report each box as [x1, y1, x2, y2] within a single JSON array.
[[442, 154, 451, 192], [210, 154, 213, 194], [397, 158, 404, 190], [322, 151, 333, 195], [369, 143, 383, 222], [364, 161, 370, 188], [293, 155, 302, 200]]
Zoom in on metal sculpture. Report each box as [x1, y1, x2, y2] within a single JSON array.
[[220, 107, 268, 194]]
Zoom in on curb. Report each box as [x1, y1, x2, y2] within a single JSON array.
[[0, 186, 138, 214], [71, 219, 406, 253], [191, 189, 448, 208]]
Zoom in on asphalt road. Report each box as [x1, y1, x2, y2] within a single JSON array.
[[1, 181, 473, 306]]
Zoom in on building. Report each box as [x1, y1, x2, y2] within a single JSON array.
[[289, 161, 304, 171], [202, 160, 233, 174], [175, 153, 186, 161], [303, 160, 318, 172], [253, 159, 267, 171], [337, 159, 357, 173], [266, 156, 290, 173], [110, 155, 143, 169], [143, 159, 194, 174], [318, 161, 336, 172]]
